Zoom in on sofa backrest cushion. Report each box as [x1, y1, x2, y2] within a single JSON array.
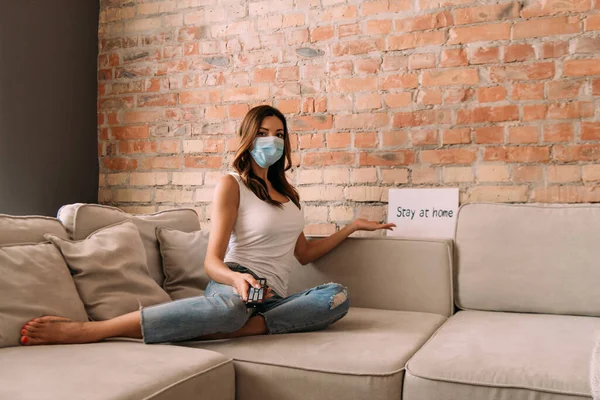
[[288, 237, 454, 317], [0, 215, 68, 245], [455, 203, 600, 317], [58, 204, 200, 285]]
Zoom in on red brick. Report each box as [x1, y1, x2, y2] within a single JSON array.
[[564, 59, 600, 77], [547, 80, 583, 99], [574, 37, 600, 54], [387, 31, 445, 50], [299, 134, 325, 149], [442, 128, 471, 145], [356, 93, 382, 110], [475, 126, 504, 144], [417, 89, 443, 105], [354, 59, 382, 74], [103, 157, 138, 171], [355, 132, 378, 148], [547, 101, 594, 119], [411, 129, 439, 146], [512, 16, 581, 39], [467, 186, 529, 203], [548, 165, 581, 183], [581, 122, 600, 140], [179, 90, 221, 105], [490, 62, 555, 82], [277, 66, 299, 82], [184, 156, 222, 169], [521, 0, 591, 18], [311, 25, 334, 42], [99, 97, 134, 110], [513, 166, 543, 183], [338, 23, 361, 38], [457, 105, 519, 124], [326, 133, 352, 148], [384, 92, 412, 108], [328, 94, 353, 111], [290, 115, 334, 131], [382, 131, 409, 147], [382, 55, 409, 71], [393, 110, 452, 127], [504, 44, 535, 63], [111, 126, 149, 140], [277, 99, 300, 114], [335, 113, 389, 129], [511, 83, 545, 100], [409, 53, 436, 70], [422, 68, 479, 86], [394, 11, 453, 32], [380, 74, 419, 89], [523, 104, 548, 121], [448, 23, 510, 44], [328, 61, 353, 76], [138, 94, 177, 107], [455, 2, 519, 25], [553, 144, 600, 162], [303, 151, 354, 166], [119, 140, 158, 154], [328, 77, 378, 92], [444, 87, 475, 104], [543, 123, 574, 143], [223, 86, 270, 102], [470, 46, 499, 64], [594, 79, 600, 95], [539, 41, 569, 59], [440, 48, 468, 67], [253, 68, 276, 83], [585, 14, 600, 31], [484, 146, 550, 162], [420, 148, 477, 165], [478, 86, 507, 103], [365, 20, 392, 34], [361, 0, 411, 14], [359, 151, 414, 166], [229, 104, 249, 119], [508, 126, 540, 144], [332, 39, 384, 56], [531, 186, 600, 204]]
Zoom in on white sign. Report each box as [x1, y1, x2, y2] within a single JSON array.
[[387, 188, 459, 239]]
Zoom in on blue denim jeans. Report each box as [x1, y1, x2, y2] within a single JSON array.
[[141, 264, 350, 344]]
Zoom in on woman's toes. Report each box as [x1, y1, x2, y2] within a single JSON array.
[[20, 336, 30, 345]]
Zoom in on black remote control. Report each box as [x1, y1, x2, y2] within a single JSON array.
[[246, 278, 267, 307]]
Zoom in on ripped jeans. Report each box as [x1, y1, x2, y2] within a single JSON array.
[[141, 264, 350, 344]]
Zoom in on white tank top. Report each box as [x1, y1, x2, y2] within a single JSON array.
[[224, 173, 304, 297]]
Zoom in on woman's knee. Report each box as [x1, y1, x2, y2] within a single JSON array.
[[314, 283, 350, 313], [219, 295, 250, 332]]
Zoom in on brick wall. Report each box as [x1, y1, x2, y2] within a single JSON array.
[[98, 0, 600, 234]]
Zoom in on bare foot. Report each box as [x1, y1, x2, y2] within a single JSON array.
[[20, 316, 100, 346]]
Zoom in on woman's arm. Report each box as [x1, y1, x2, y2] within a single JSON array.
[[294, 219, 395, 265], [204, 175, 260, 301]]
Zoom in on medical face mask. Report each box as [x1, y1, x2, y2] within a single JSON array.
[[250, 136, 285, 168]]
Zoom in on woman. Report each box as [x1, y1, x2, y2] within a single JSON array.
[[19, 105, 394, 345]]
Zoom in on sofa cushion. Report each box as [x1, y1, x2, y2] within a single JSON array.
[[0, 341, 234, 400], [455, 203, 600, 317], [46, 220, 171, 320], [0, 242, 88, 347], [57, 203, 200, 285], [0, 215, 68, 245], [405, 310, 600, 399], [156, 227, 210, 299], [180, 307, 446, 400]]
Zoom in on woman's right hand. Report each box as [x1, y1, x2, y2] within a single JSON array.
[[231, 273, 261, 302]]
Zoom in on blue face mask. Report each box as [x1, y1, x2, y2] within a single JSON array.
[[250, 136, 285, 168]]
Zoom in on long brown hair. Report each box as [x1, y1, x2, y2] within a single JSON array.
[[232, 105, 301, 209]]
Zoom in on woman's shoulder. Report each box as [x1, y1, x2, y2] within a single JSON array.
[[219, 172, 241, 187]]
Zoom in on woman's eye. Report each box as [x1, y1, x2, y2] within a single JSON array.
[[257, 132, 266, 136], [277, 133, 284, 138]]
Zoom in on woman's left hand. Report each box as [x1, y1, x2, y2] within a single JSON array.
[[350, 218, 396, 232]]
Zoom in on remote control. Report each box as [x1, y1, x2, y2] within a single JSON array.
[[246, 278, 267, 307]]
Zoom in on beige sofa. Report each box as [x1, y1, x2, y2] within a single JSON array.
[[0, 203, 597, 400]]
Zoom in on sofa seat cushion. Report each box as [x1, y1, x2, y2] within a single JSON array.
[[0, 341, 234, 400], [180, 307, 446, 400], [405, 310, 600, 400]]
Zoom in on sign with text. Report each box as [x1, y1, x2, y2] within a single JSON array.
[[387, 188, 459, 239]]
